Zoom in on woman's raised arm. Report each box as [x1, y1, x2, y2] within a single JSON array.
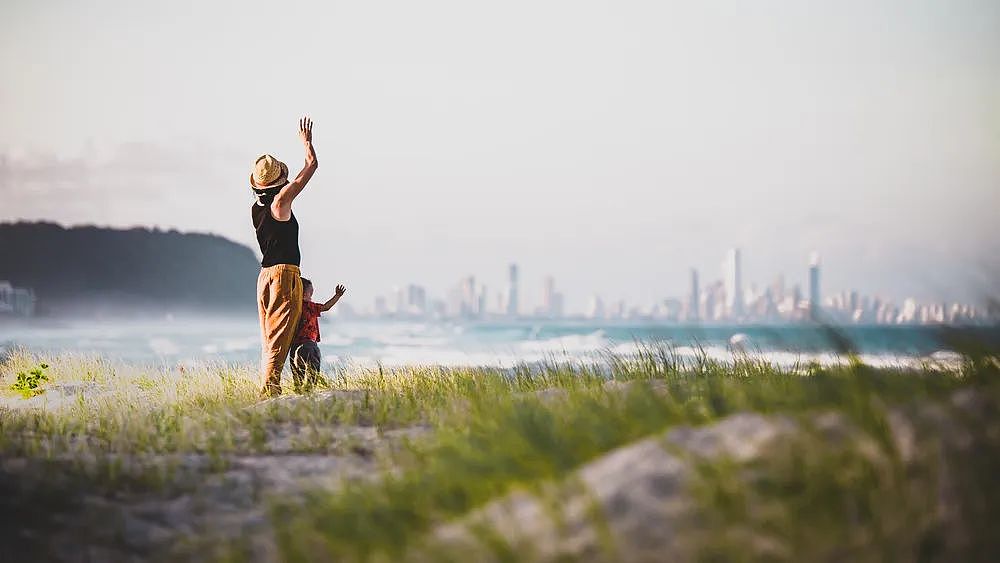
[[272, 117, 318, 221]]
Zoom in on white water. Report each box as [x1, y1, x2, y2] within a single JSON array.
[[0, 316, 963, 370]]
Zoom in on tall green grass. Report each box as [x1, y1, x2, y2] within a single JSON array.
[[1, 344, 996, 561], [267, 347, 992, 562]]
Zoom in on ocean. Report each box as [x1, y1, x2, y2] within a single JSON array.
[[2, 316, 997, 370]]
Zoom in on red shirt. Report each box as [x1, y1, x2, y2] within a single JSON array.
[[295, 301, 322, 344]]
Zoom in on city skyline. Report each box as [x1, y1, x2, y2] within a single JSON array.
[[347, 248, 997, 326]]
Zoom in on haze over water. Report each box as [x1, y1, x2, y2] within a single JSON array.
[[3, 316, 995, 371]]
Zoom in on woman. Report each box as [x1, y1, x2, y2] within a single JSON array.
[[250, 117, 318, 397]]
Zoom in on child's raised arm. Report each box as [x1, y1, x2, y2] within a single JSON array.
[[320, 284, 347, 312]]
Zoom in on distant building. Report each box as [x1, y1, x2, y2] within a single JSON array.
[[405, 284, 427, 315], [374, 296, 389, 317], [446, 286, 464, 318], [542, 276, 554, 314], [505, 263, 519, 317], [429, 299, 447, 319], [770, 275, 785, 303], [540, 276, 564, 318], [761, 287, 779, 320], [477, 284, 489, 317], [724, 248, 744, 319], [688, 269, 700, 322], [587, 294, 605, 319], [808, 252, 821, 321], [393, 286, 406, 315], [848, 290, 860, 314], [609, 299, 626, 319], [704, 280, 726, 322], [662, 298, 682, 322], [462, 276, 477, 317], [441, 275, 491, 318], [898, 298, 918, 324]]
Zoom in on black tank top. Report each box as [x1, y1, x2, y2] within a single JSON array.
[[251, 203, 301, 267]]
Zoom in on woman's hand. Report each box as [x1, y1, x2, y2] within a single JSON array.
[[335, 284, 347, 297], [298, 116, 317, 168], [299, 116, 313, 145], [271, 117, 318, 220]]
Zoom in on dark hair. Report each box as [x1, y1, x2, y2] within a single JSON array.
[[252, 186, 282, 206], [301, 277, 313, 291]]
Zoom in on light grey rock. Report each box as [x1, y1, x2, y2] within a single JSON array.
[[666, 412, 795, 462], [122, 514, 174, 550], [429, 412, 796, 563], [246, 389, 371, 413], [426, 393, 998, 563], [9, 421, 426, 562]]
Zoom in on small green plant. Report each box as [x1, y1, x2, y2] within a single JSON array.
[[10, 363, 50, 399]]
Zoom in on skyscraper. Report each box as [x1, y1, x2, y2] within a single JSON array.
[[541, 276, 564, 318], [462, 276, 477, 317], [771, 274, 786, 302], [393, 286, 405, 314], [477, 284, 488, 317], [506, 263, 519, 317], [407, 284, 427, 315], [587, 294, 605, 319], [809, 252, 821, 321], [688, 268, 700, 322], [724, 248, 744, 318]]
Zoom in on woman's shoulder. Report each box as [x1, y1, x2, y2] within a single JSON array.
[[251, 201, 296, 224]]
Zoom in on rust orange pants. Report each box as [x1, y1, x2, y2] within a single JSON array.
[[257, 264, 303, 397]]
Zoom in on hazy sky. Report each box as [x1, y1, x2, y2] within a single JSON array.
[[2, 0, 999, 311]]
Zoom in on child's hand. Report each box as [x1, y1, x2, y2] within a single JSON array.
[[335, 284, 347, 297]]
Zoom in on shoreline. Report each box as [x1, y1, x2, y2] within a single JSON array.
[[4, 321, 998, 371]]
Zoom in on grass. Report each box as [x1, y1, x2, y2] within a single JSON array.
[[0, 344, 997, 561]]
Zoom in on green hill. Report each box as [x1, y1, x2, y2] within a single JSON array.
[[0, 222, 260, 314]]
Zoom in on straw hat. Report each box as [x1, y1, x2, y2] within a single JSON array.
[[250, 154, 289, 190]]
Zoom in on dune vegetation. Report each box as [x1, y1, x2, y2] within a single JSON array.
[[0, 344, 997, 562]]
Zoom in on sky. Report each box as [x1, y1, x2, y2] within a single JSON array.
[[2, 0, 999, 312]]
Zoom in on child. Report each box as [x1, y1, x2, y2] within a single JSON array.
[[290, 278, 346, 392]]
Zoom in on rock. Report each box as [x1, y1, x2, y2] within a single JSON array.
[[7, 421, 427, 562], [426, 391, 999, 563], [666, 413, 795, 462], [246, 389, 371, 412], [122, 514, 175, 550], [429, 413, 796, 562]]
